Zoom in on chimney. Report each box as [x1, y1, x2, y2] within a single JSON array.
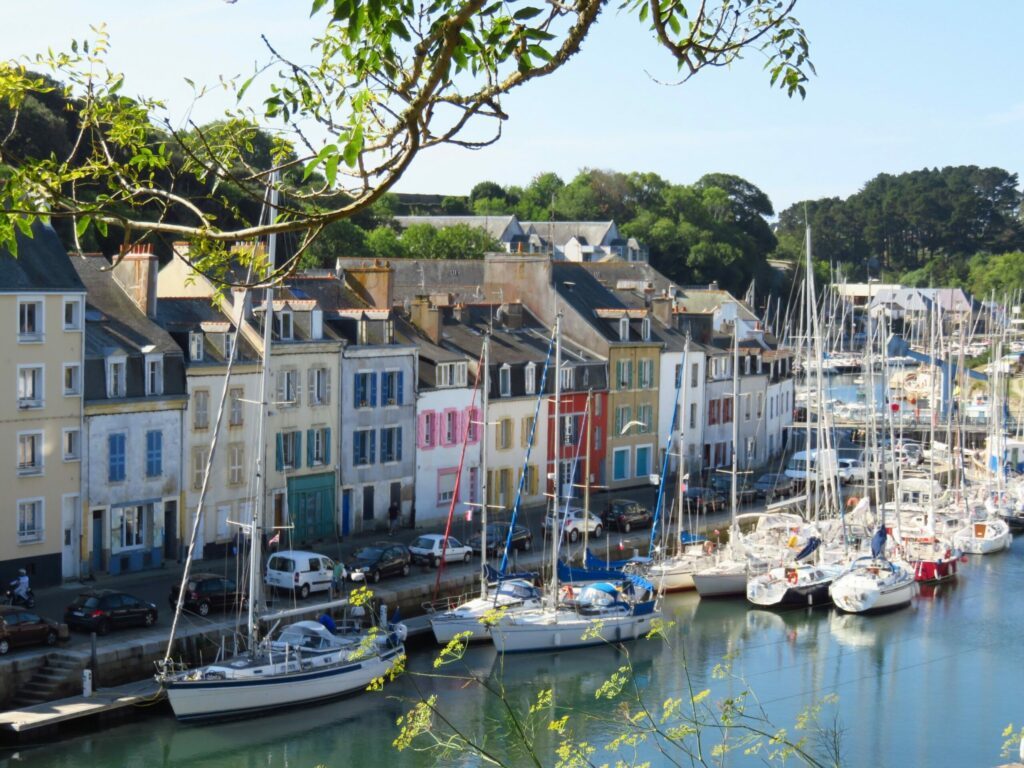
[[504, 302, 524, 330], [410, 295, 442, 345], [113, 243, 159, 319], [345, 260, 394, 309], [651, 295, 672, 327]]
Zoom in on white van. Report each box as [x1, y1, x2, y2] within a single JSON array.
[[784, 449, 838, 486], [264, 550, 338, 599]]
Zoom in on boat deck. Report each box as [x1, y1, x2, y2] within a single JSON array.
[[0, 678, 164, 733]]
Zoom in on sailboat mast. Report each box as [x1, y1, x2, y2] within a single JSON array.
[[678, 339, 689, 549], [549, 313, 563, 608], [249, 182, 279, 649], [730, 324, 739, 530], [479, 336, 490, 597]]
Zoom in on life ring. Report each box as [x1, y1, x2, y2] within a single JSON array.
[[846, 496, 860, 508], [703, 540, 714, 555], [560, 585, 575, 601], [786, 569, 799, 585]]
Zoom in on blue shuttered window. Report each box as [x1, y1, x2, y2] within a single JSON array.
[[276, 433, 284, 471], [145, 430, 162, 477], [396, 371, 404, 405], [370, 373, 378, 407], [306, 429, 315, 467], [293, 432, 302, 469], [108, 433, 126, 482], [396, 426, 402, 461], [369, 430, 376, 463], [354, 373, 365, 407], [324, 427, 331, 465]]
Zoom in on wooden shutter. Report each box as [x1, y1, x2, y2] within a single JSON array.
[[306, 429, 315, 466], [275, 433, 284, 471], [324, 428, 332, 465], [397, 371, 404, 405]]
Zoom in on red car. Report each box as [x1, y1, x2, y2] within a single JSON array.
[[0, 607, 68, 655]]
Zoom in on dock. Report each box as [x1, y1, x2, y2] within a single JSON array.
[[0, 678, 164, 733]]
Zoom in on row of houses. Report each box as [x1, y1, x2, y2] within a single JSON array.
[[1, 226, 793, 586]]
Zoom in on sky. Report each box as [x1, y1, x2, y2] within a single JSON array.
[[2, 1, 1022, 214]]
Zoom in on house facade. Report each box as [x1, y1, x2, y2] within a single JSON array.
[[0, 224, 86, 586]]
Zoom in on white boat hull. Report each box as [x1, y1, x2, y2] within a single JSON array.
[[491, 608, 659, 653], [953, 528, 1012, 554], [431, 615, 491, 644], [692, 567, 747, 597], [647, 562, 695, 592], [165, 647, 403, 722], [830, 572, 915, 614]]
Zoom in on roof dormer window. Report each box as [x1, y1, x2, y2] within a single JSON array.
[[273, 310, 293, 341], [524, 363, 536, 395], [499, 364, 511, 397], [311, 308, 323, 340], [618, 317, 629, 341], [145, 353, 164, 396], [189, 331, 204, 362], [641, 316, 651, 342]]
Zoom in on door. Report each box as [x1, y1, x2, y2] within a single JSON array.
[[62, 494, 79, 580], [342, 489, 351, 536], [91, 511, 104, 574], [390, 481, 401, 512], [362, 485, 375, 521], [164, 501, 178, 561]]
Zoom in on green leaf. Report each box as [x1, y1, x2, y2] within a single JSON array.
[[75, 216, 91, 238], [512, 6, 543, 20]]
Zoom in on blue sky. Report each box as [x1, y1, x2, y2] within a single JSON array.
[[3, 1, 1022, 214]]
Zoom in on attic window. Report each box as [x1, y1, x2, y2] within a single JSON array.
[[499, 364, 511, 397], [189, 332, 204, 362], [524, 362, 536, 395], [618, 317, 629, 341], [273, 311, 293, 341], [641, 316, 651, 342]]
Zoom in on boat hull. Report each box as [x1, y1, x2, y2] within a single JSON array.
[[831, 576, 915, 614], [430, 616, 490, 644], [909, 556, 958, 583], [491, 609, 659, 653], [693, 569, 747, 598], [953, 530, 1012, 555], [165, 648, 403, 722], [747, 579, 832, 609]]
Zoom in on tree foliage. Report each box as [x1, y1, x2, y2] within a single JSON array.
[[0, 1, 812, 284]]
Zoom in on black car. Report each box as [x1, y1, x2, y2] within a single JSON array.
[[168, 574, 247, 617], [753, 473, 795, 501], [469, 523, 534, 555], [709, 473, 757, 503], [601, 499, 653, 533], [64, 590, 158, 635], [683, 486, 725, 511], [346, 542, 411, 583]]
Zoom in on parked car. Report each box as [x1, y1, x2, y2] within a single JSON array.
[[409, 534, 474, 567], [836, 458, 868, 485], [346, 542, 411, 583], [682, 486, 725, 511], [0, 607, 68, 655], [753, 473, 795, 501], [64, 590, 158, 635], [168, 574, 247, 617], [542, 506, 603, 543], [468, 523, 534, 555], [710, 474, 757, 503], [265, 550, 338, 599], [601, 499, 653, 532]]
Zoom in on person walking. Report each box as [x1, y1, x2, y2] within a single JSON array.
[[388, 502, 400, 536]]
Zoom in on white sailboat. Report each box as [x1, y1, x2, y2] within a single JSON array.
[[159, 188, 405, 721], [830, 525, 915, 614], [490, 314, 661, 653]]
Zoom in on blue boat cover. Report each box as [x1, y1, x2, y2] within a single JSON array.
[[794, 536, 821, 561], [870, 526, 887, 559], [557, 559, 626, 583], [680, 531, 707, 544], [585, 549, 650, 570]]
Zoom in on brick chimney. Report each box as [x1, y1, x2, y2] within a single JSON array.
[[345, 260, 394, 309], [651, 295, 673, 327], [113, 243, 159, 319], [410, 295, 442, 344]]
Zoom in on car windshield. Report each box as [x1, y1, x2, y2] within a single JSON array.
[[268, 557, 296, 572], [355, 547, 383, 560], [73, 595, 99, 609], [411, 537, 435, 549]]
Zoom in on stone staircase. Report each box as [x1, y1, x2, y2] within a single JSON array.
[[11, 652, 83, 707]]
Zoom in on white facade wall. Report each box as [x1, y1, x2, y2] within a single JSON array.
[[485, 396, 549, 512], [414, 387, 479, 524], [658, 349, 706, 477]]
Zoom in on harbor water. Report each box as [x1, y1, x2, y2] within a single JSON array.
[[4, 545, 1022, 767]]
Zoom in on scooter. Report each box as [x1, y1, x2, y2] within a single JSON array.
[[1, 586, 35, 609]]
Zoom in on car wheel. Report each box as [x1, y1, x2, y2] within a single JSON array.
[[144, 611, 156, 627], [97, 620, 111, 636], [431, 555, 439, 568], [463, 551, 472, 563], [523, 537, 532, 552], [0, 639, 9, 655], [623, 521, 632, 533], [593, 525, 603, 539], [371, 569, 381, 584], [401, 563, 410, 577], [299, 583, 311, 600], [569, 529, 580, 544], [46, 631, 57, 646], [198, 601, 211, 617]]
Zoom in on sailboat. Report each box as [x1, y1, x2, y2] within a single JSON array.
[[159, 187, 406, 721], [490, 314, 661, 653], [830, 525, 915, 613]]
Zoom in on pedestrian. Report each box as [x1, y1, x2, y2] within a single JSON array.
[[408, 501, 416, 530], [332, 559, 346, 598], [388, 502, 400, 536]]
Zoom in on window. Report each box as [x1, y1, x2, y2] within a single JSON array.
[[639, 359, 654, 388], [708, 400, 719, 426], [17, 499, 43, 543], [193, 389, 210, 429], [277, 368, 299, 407], [562, 414, 576, 446], [524, 363, 536, 395], [614, 405, 631, 434], [691, 362, 699, 388], [466, 407, 480, 443], [498, 417, 512, 450], [63, 298, 82, 330], [108, 433, 126, 482], [436, 362, 468, 388], [674, 364, 682, 388], [523, 464, 539, 496], [745, 394, 751, 421], [353, 429, 375, 466], [144, 430, 163, 477], [380, 426, 402, 463], [444, 410, 459, 446], [189, 331, 204, 362], [63, 363, 81, 396], [192, 447, 210, 490], [757, 392, 763, 419], [118, 504, 145, 549], [438, 469, 457, 504], [618, 317, 629, 341], [499, 365, 511, 397], [63, 428, 81, 461], [690, 403, 697, 429], [616, 360, 633, 390], [223, 332, 235, 362], [521, 416, 535, 448], [106, 357, 127, 398], [17, 299, 43, 342], [560, 365, 574, 391], [593, 426, 602, 450], [641, 316, 651, 341], [354, 371, 375, 408], [307, 426, 331, 466], [17, 366, 43, 408], [744, 356, 751, 375], [421, 411, 436, 448], [723, 397, 733, 423], [636, 445, 652, 477], [310, 367, 331, 406], [17, 432, 43, 475], [228, 443, 245, 485], [273, 310, 293, 340], [638, 404, 653, 433], [612, 448, 630, 482], [279, 431, 301, 470], [229, 387, 244, 426], [381, 370, 403, 406], [145, 355, 164, 396]]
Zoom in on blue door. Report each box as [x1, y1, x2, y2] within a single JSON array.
[[342, 489, 351, 536]]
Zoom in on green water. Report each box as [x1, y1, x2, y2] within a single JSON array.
[[5, 550, 1021, 767]]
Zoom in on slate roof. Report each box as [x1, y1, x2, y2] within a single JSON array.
[[521, 221, 618, 247], [393, 215, 521, 242], [552, 262, 665, 344], [0, 222, 85, 293], [156, 297, 260, 364]]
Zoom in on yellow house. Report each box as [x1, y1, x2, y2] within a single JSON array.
[[0, 224, 86, 586]]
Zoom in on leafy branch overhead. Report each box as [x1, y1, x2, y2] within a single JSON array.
[[0, 0, 811, 283]]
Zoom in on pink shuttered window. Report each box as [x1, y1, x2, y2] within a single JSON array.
[[419, 411, 436, 450]]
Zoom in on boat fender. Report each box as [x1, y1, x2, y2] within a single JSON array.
[[394, 623, 409, 643], [703, 540, 714, 555]]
